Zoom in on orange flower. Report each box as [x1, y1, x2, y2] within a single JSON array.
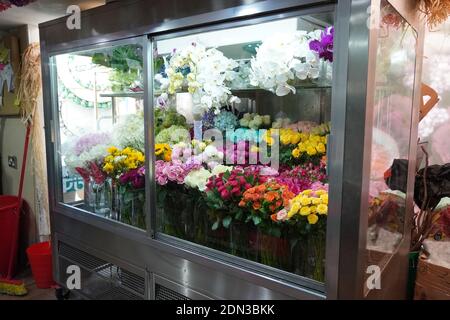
[[253, 202, 262, 210], [163, 150, 172, 162], [270, 213, 278, 222], [269, 183, 281, 190], [239, 200, 246, 207], [264, 191, 278, 202], [269, 204, 277, 212], [256, 185, 266, 193], [244, 191, 255, 201]]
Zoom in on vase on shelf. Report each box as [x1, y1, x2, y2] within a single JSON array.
[[82, 178, 94, 211], [256, 229, 290, 270], [117, 185, 146, 230], [230, 222, 258, 261], [82, 177, 109, 216], [291, 232, 326, 282]]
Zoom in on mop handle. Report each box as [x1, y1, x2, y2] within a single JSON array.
[[5, 122, 31, 279], [17, 123, 31, 202]]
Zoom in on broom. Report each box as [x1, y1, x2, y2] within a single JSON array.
[[0, 43, 42, 296], [0, 123, 31, 296]]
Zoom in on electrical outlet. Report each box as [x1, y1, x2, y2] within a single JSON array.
[[8, 156, 17, 169]]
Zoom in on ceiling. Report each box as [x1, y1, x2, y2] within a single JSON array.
[[0, 0, 105, 30]]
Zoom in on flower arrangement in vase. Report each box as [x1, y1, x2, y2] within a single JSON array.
[[63, 132, 110, 214], [205, 167, 268, 230], [239, 181, 295, 268], [102, 146, 146, 227]]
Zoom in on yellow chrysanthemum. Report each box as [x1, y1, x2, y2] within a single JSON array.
[[104, 155, 114, 163], [300, 197, 312, 206], [136, 153, 145, 163], [290, 133, 301, 145], [315, 190, 326, 196], [281, 135, 291, 146], [317, 204, 328, 215], [312, 198, 321, 205], [107, 146, 118, 154], [307, 214, 319, 225], [320, 194, 328, 205], [103, 162, 114, 173], [288, 209, 297, 219], [291, 203, 300, 214], [300, 206, 311, 216], [298, 144, 306, 153], [306, 146, 317, 156], [292, 148, 300, 158], [122, 147, 132, 155], [317, 143, 326, 154]]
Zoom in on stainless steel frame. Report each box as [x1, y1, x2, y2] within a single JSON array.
[[40, 0, 424, 300]]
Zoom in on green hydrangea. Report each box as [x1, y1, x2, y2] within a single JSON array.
[[155, 125, 191, 146]]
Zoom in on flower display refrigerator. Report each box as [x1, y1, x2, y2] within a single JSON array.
[[40, 0, 424, 300]]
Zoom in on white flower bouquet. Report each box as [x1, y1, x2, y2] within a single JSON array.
[[249, 30, 322, 96], [155, 43, 239, 115]]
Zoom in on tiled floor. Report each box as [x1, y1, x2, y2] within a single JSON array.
[[0, 269, 55, 300]]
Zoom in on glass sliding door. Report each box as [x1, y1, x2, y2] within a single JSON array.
[[151, 12, 334, 282], [52, 39, 147, 230], [364, 0, 418, 295]]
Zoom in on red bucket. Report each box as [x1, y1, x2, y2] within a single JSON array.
[[0, 195, 21, 278], [26, 241, 56, 289]]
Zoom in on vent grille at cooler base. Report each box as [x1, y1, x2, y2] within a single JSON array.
[[58, 241, 145, 300], [155, 284, 190, 300]]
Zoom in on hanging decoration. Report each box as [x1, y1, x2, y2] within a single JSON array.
[[0, 45, 14, 108], [418, 0, 450, 28], [0, 0, 36, 12]]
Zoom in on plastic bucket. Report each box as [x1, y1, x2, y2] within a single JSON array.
[[26, 241, 55, 289], [0, 195, 21, 277]]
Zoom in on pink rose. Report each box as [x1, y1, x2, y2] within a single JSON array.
[[221, 189, 231, 200], [277, 209, 288, 221]]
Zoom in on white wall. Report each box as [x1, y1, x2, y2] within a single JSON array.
[[0, 25, 38, 246]]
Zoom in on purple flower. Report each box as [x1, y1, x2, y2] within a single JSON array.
[[119, 167, 145, 189], [73, 132, 110, 156], [275, 163, 327, 195], [202, 109, 216, 130], [309, 26, 334, 63], [9, 0, 35, 7]]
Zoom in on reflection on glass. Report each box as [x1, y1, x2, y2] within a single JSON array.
[[153, 14, 333, 282], [55, 41, 147, 229], [366, 1, 417, 287]]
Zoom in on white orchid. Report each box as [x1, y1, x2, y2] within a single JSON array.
[[249, 30, 322, 96], [156, 43, 239, 114]]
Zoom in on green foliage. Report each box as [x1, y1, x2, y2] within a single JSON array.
[[154, 108, 188, 135], [91, 45, 143, 92]]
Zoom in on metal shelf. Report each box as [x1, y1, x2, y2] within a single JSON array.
[[99, 92, 144, 98]]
